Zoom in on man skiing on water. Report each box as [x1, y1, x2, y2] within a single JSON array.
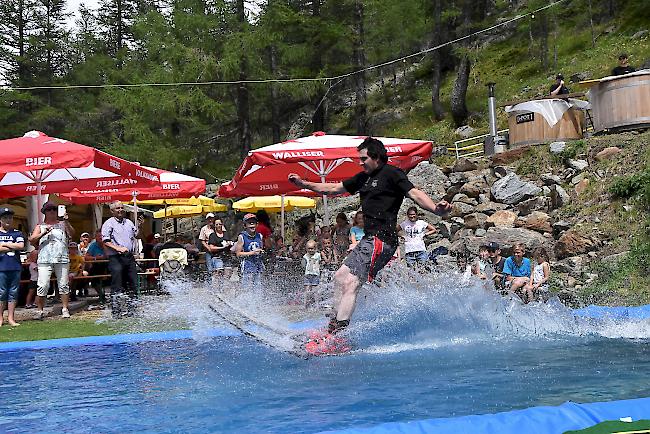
[[288, 137, 451, 335]]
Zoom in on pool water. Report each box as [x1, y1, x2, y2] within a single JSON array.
[[2, 268, 650, 433]]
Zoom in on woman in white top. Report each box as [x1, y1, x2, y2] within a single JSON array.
[[525, 247, 551, 302], [398, 206, 436, 265]]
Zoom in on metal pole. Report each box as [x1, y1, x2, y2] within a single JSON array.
[[320, 174, 330, 226], [280, 194, 285, 242], [487, 82, 498, 138]]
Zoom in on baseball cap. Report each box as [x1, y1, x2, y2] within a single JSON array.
[[68, 241, 78, 248], [81, 232, 90, 238], [154, 233, 161, 239], [555, 73, 564, 80], [243, 213, 258, 223], [41, 202, 57, 213], [487, 241, 500, 251], [0, 207, 15, 218], [206, 213, 216, 219]]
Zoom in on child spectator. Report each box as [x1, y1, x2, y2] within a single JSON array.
[[503, 243, 532, 302], [399, 206, 436, 266], [349, 211, 364, 250], [234, 213, 265, 292], [68, 242, 88, 300], [487, 241, 506, 292], [271, 234, 288, 257], [320, 236, 338, 270], [302, 240, 321, 308], [471, 244, 490, 280], [331, 212, 351, 260], [0, 207, 25, 326], [526, 247, 551, 302], [456, 254, 471, 278], [25, 248, 38, 309], [78, 232, 91, 256]]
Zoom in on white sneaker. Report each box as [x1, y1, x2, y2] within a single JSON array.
[[61, 308, 70, 318], [34, 310, 44, 320]]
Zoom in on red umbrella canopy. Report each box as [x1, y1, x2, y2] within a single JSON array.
[[0, 131, 161, 198], [218, 132, 432, 198], [59, 167, 206, 204]]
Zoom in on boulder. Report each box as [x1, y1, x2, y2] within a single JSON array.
[[460, 227, 549, 256], [517, 196, 550, 216], [632, 29, 648, 39], [464, 213, 489, 230], [553, 256, 584, 277], [595, 147, 622, 161], [549, 141, 566, 154], [437, 221, 454, 239], [491, 172, 542, 205], [602, 251, 629, 265], [478, 194, 490, 204], [493, 166, 510, 178], [448, 172, 469, 185], [408, 161, 450, 198], [549, 185, 570, 209], [452, 157, 479, 172], [552, 220, 571, 238], [475, 201, 509, 215], [452, 193, 478, 206], [540, 173, 562, 185], [455, 125, 475, 138], [515, 211, 552, 233], [490, 147, 528, 165], [562, 168, 577, 181], [460, 178, 489, 198], [452, 228, 474, 242], [554, 230, 599, 259], [571, 173, 585, 185], [575, 178, 590, 196], [569, 72, 591, 83], [568, 159, 589, 171], [542, 186, 551, 196], [486, 210, 518, 228], [450, 202, 474, 217], [444, 184, 462, 202], [475, 228, 487, 237]]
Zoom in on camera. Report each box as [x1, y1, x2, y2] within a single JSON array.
[[57, 205, 66, 220]]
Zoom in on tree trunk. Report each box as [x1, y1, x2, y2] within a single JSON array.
[[450, 55, 470, 127], [539, 10, 549, 71], [117, 0, 123, 52], [430, 0, 445, 120], [236, 0, 251, 158], [311, 0, 326, 132], [269, 45, 281, 143], [587, 0, 595, 48], [352, 0, 366, 135]]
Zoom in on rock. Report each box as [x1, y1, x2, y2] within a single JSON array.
[[569, 72, 591, 83], [542, 186, 551, 196], [603, 25, 616, 34], [552, 220, 571, 238], [575, 178, 590, 196], [437, 221, 454, 239], [557, 289, 579, 307], [550, 141, 566, 154], [486, 210, 518, 228], [450, 202, 474, 217], [584, 273, 598, 284], [475, 201, 509, 215], [452, 228, 474, 242], [493, 166, 509, 178], [566, 276, 578, 288], [444, 184, 462, 202], [448, 172, 469, 185], [540, 173, 562, 185], [464, 213, 488, 230], [568, 159, 589, 171], [491, 173, 542, 205], [478, 194, 490, 204], [460, 178, 489, 198], [452, 157, 479, 172], [491, 147, 528, 165], [553, 256, 584, 276], [595, 147, 621, 161], [587, 251, 597, 258], [632, 29, 648, 39], [549, 185, 570, 209], [602, 251, 629, 265], [452, 193, 478, 206], [455, 125, 475, 138], [408, 161, 450, 198], [571, 173, 585, 185], [475, 228, 487, 237], [460, 227, 549, 257], [517, 197, 550, 216], [554, 230, 599, 259], [515, 211, 552, 233]]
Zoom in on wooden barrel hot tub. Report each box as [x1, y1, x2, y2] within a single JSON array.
[[507, 101, 585, 147], [589, 71, 650, 132]]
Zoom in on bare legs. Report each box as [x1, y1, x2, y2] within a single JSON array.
[[333, 265, 361, 322]]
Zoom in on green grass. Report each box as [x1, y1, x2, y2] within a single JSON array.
[[0, 317, 113, 343]]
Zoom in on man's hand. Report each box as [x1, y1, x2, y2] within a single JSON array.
[[288, 173, 303, 186], [435, 200, 452, 215]]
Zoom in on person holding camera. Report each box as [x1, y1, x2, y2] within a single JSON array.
[[28, 202, 75, 319], [102, 201, 143, 318], [549, 73, 570, 96]]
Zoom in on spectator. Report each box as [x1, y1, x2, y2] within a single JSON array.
[[320, 236, 339, 270], [85, 230, 107, 304], [398, 206, 436, 266], [142, 233, 160, 260], [207, 218, 234, 287], [234, 213, 265, 291], [102, 201, 142, 318], [487, 241, 506, 291], [78, 232, 91, 256], [456, 254, 471, 277], [503, 242, 532, 302], [525, 247, 551, 302], [291, 216, 315, 259], [0, 207, 25, 326], [181, 236, 200, 261], [68, 242, 88, 299], [29, 202, 74, 319], [199, 213, 216, 273], [331, 212, 351, 260], [349, 211, 365, 250], [549, 73, 569, 96], [611, 53, 636, 76], [471, 244, 490, 280], [24, 248, 38, 309], [271, 234, 288, 257], [302, 240, 321, 308], [255, 210, 274, 250]]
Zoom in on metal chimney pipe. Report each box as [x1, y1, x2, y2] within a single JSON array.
[[486, 82, 498, 139]]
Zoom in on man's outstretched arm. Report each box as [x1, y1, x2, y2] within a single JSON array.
[[407, 188, 452, 216], [288, 174, 348, 195]]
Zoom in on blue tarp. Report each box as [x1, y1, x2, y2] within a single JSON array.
[[324, 397, 650, 434], [573, 304, 650, 320]]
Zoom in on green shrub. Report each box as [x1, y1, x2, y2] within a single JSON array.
[[609, 170, 650, 204]]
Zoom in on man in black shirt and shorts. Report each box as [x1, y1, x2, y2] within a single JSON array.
[[288, 137, 451, 334]]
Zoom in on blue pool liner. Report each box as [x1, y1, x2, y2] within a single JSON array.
[[324, 397, 650, 434], [573, 304, 650, 320]]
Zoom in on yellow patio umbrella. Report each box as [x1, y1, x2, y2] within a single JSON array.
[[138, 195, 215, 206], [153, 203, 227, 219], [232, 195, 316, 241]]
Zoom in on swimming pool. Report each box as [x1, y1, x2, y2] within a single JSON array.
[[2, 271, 650, 433]]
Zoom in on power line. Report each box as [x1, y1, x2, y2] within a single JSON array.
[[0, 0, 568, 92]]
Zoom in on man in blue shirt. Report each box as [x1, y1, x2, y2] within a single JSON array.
[[502, 242, 532, 303], [0, 208, 25, 326]]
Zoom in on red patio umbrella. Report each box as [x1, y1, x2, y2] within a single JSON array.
[[218, 132, 433, 223], [59, 167, 206, 204]]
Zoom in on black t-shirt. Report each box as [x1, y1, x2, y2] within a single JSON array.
[[208, 232, 230, 258], [342, 163, 414, 245], [549, 83, 569, 95], [611, 65, 635, 76]]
